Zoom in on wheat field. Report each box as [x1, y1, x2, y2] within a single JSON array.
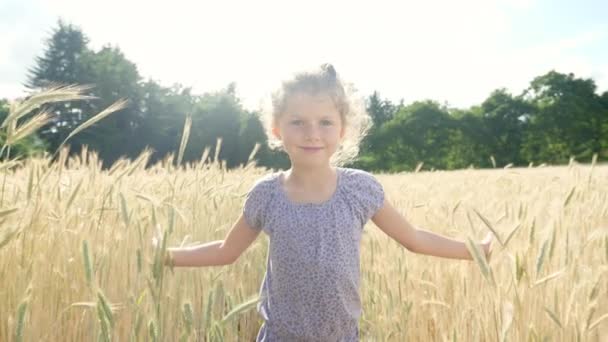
[[1, 149, 607, 341]]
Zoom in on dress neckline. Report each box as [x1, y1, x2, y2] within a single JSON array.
[[275, 167, 343, 207]]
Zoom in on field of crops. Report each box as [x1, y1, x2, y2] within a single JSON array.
[[1, 150, 607, 341]]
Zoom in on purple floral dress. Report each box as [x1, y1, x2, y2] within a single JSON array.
[[243, 167, 385, 341]]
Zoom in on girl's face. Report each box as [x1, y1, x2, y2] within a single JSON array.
[[272, 92, 345, 168]]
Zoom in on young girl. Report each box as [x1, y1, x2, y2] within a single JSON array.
[[161, 64, 493, 341]]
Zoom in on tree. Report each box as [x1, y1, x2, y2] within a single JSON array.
[[25, 20, 93, 151], [134, 82, 193, 164], [448, 108, 493, 169], [370, 101, 457, 171], [75, 46, 143, 165], [26, 21, 144, 166], [366, 91, 396, 127], [600, 91, 608, 159], [479, 89, 532, 166], [26, 20, 89, 89], [522, 71, 607, 163]]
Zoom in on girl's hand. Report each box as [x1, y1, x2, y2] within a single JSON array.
[[481, 232, 494, 262], [151, 229, 175, 270], [152, 235, 160, 249], [151, 223, 164, 250]]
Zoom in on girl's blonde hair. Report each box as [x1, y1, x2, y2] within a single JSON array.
[[261, 63, 372, 166]]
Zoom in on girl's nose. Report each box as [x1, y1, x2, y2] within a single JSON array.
[[303, 124, 321, 140]]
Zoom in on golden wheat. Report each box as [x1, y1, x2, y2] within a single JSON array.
[[0, 153, 606, 341]]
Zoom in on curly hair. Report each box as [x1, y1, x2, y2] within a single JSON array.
[[259, 63, 372, 166]]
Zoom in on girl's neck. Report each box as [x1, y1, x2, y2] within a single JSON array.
[[284, 165, 337, 189]]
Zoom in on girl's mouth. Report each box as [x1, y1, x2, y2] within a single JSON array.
[[300, 146, 324, 152]]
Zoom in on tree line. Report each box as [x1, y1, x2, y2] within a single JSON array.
[[1, 20, 606, 171]]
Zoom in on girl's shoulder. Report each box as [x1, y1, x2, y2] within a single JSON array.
[[243, 172, 282, 232], [337, 167, 385, 222], [338, 167, 384, 197], [338, 167, 380, 186], [246, 171, 281, 197], [252, 171, 281, 186]]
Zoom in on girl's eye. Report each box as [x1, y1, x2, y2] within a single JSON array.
[[321, 120, 333, 126], [290, 120, 303, 126]]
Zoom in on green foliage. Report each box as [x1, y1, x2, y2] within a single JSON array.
[[358, 72, 607, 171], [26, 19, 89, 90], [360, 101, 460, 171], [0, 99, 47, 159], [521, 71, 608, 164], [479, 89, 532, 166]]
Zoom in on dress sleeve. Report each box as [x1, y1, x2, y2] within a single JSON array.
[[347, 170, 385, 224], [243, 178, 271, 231], [360, 172, 385, 222]]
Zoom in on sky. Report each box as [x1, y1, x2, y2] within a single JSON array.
[[1, 0, 607, 111]]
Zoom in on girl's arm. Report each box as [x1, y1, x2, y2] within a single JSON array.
[[371, 199, 491, 260], [165, 214, 261, 267]]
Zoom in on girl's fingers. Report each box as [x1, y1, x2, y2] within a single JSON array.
[[480, 232, 493, 260], [484, 232, 492, 242]]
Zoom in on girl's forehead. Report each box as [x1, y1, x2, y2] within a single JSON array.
[[283, 93, 339, 117]]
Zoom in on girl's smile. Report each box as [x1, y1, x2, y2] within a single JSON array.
[[299, 146, 324, 152]]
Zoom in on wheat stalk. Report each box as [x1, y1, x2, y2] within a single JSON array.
[[2, 84, 95, 128], [55, 99, 128, 154]]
